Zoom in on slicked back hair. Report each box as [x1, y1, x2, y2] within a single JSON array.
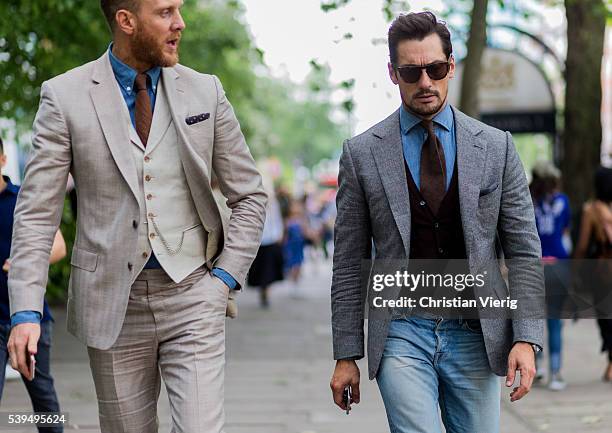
[[100, 0, 140, 32], [388, 11, 452, 66]]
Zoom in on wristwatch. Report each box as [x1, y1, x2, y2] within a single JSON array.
[[531, 344, 542, 354]]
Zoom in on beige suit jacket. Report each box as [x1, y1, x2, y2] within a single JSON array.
[[8, 51, 267, 349]]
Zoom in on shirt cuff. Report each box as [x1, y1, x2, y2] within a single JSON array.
[[11, 311, 42, 327], [211, 267, 238, 290]]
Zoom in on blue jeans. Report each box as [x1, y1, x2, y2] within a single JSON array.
[[536, 319, 563, 374], [377, 318, 500, 433], [0, 321, 63, 433], [536, 262, 567, 374]]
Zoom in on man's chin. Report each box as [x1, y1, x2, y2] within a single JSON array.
[[159, 53, 179, 67], [408, 101, 442, 117]]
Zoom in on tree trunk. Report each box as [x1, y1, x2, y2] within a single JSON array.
[[562, 0, 606, 211], [458, 0, 489, 118]]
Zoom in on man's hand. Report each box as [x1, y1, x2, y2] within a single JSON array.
[[506, 342, 536, 402], [7, 323, 40, 380], [330, 359, 360, 411], [2, 259, 9, 272]]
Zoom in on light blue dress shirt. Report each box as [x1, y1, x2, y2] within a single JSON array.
[[400, 103, 456, 191]]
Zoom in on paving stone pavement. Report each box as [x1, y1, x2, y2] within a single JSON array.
[[2, 258, 611, 432]]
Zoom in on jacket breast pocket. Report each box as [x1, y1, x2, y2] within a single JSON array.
[[479, 182, 499, 198], [70, 247, 98, 272]]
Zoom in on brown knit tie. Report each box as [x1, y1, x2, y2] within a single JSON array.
[[135, 73, 152, 147], [420, 119, 447, 215]]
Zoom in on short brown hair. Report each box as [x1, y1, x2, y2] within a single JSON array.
[[388, 12, 452, 66], [100, 0, 140, 31]]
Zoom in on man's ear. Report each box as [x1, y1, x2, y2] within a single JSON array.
[[115, 9, 137, 36], [388, 62, 399, 85], [448, 55, 455, 80]]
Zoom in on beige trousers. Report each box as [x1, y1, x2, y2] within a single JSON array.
[[87, 266, 228, 433]]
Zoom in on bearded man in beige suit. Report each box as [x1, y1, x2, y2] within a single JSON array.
[[6, 0, 267, 432]]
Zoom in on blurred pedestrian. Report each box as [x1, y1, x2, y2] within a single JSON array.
[[6, 1, 266, 432], [248, 178, 284, 308], [530, 161, 571, 391], [574, 166, 612, 381], [284, 200, 308, 296], [0, 137, 66, 432]]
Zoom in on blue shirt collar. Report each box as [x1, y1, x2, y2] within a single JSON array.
[[108, 43, 161, 94], [1, 176, 18, 196], [400, 103, 453, 135]]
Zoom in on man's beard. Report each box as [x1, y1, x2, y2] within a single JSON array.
[[407, 90, 445, 117], [132, 28, 179, 68]]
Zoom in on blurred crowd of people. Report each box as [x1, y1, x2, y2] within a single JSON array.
[[247, 178, 337, 308], [530, 161, 612, 391]]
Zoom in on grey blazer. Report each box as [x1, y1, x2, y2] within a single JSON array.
[[331, 106, 544, 379], [8, 52, 267, 349]]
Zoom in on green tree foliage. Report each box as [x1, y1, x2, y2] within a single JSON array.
[[0, 0, 109, 128]]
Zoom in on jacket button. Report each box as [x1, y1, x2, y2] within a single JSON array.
[[132, 220, 138, 229], [128, 262, 133, 271], [145, 175, 152, 182], [420, 200, 426, 206], [438, 248, 444, 254], [142, 252, 148, 259], [146, 194, 153, 200], [434, 222, 439, 229], [144, 156, 151, 162]]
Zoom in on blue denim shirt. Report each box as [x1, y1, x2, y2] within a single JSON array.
[[399, 103, 456, 191]]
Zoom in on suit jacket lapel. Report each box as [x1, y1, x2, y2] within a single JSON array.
[[129, 124, 145, 151], [453, 106, 486, 256], [162, 66, 216, 247], [90, 52, 142, 208], [370, 110, 411, 257], [145, 75, 172, 153]]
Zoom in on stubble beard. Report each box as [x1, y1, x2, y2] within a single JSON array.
[[132, 27, 179, 68], [407, 90, 446, 117]]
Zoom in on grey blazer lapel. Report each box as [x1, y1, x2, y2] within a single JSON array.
[[370, 110, 411, 256], [90, 53, 142, 208], [453, 106, 486, 255]]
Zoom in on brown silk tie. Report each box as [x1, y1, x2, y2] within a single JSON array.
[[135, 73, 152, 147], [420, 119, 447, 215]]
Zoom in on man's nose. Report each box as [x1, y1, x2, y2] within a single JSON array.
[[417, 68, 433, 88], [173, 11, 186, 31]]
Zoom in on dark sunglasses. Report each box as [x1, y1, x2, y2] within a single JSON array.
[[395, 61, 451, 84]]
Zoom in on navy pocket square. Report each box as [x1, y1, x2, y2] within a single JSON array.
[[185, 113, 210, 125]]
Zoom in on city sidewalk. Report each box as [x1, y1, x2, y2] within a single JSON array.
[[2, 259, 612, 432]]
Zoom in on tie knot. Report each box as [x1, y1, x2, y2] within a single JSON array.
[[420, 119, 435, 135], [135, 73, 148, 92]]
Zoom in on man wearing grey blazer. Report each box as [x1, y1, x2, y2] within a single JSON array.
[[7, 1, 266, 432], [330, 12, 544, 433]]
